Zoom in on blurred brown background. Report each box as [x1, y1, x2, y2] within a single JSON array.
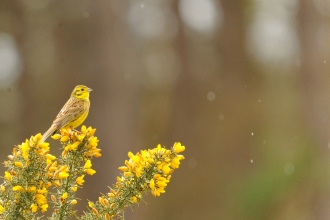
[[0, 0, 330, 219]]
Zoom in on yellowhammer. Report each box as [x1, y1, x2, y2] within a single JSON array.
[[42, 85, 92, 142]]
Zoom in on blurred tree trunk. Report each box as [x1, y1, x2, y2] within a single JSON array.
[[298, 0, 330, 219], [298, 0, 330, 147], [166, 0, 258, 219], [219, 0, 251, 84], [0, 2, 22, 146], [85, 2, 140, 219]]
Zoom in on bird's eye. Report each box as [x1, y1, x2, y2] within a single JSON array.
[[81, 88, 84, 91]]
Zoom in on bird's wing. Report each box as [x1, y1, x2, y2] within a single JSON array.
[[52, 98, 86, 129]]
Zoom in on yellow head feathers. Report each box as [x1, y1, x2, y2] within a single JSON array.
[[71, 85, 93, 99]]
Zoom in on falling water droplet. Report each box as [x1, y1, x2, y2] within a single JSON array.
[[284, 162, 294, 175], [207, 91, 216, 101]]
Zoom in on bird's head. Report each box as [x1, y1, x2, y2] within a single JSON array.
[[71, 85, 92, 99]]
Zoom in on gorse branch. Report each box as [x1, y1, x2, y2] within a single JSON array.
[[0, 126, 185, 220]]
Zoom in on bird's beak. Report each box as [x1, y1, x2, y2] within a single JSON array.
[[87, 88, 93, 92]]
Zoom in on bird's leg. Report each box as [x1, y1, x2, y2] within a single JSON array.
[[73, 127, 81, 134]]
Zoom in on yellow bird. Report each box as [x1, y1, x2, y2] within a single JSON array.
[[42, 85, 92, 142]]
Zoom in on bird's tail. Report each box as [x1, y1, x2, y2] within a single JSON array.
[[42, 126, 57, 142]]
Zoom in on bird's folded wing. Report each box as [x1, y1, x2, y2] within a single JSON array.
[[53, 99, 85, 128]]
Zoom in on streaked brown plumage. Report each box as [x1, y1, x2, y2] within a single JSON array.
[[42, 85, 92, 142]]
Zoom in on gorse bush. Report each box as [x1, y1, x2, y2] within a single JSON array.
[[0, 126, 185, 219]]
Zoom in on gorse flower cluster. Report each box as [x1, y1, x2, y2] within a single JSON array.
[[0, 126, 185, 220], [84, 142, 185, 219], [0, 126, 99, 220]]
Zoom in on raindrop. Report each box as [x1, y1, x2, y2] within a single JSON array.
[[207, 91, 216, 101], [324, 60, 326, 64], [219, 114, 224, 121], [258, 99, 261, 103], [251, 132, 254, 136], [250, 159, 253, 163], [140, 3, 144, 8], [284, 162, 294, 175]]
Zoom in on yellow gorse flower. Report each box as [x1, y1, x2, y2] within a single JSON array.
[[40, 204, 48, 212], [27, 186, 36, 192], [84, 160, 96, 175], [51, 134, 61, 140], [38, 142, 50, 150], [85, 169, 96, 175], [12, 185, 25, 192], [70, 199, 77, 205], [88, 201, 94, 208], [171, 155, 185, 169], [59, 171, 69, 179], [45, 154, 56, 161], [14, 161, 23, 168], [35, 193, 47, 205], [62, 192, 68, 199], [84, 160, 92, 169], [30, 204, 38, 213], [71, 186, 78, 192], [19, 139, 30, 160], [173, 142, 185, 153], [76, 175, 85, 186], [60, 135, 69, 142], [4, 171, 11, 181], [131, 196, 138, 203]]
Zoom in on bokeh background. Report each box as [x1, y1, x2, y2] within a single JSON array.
[[0, 0, 330, 219]]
